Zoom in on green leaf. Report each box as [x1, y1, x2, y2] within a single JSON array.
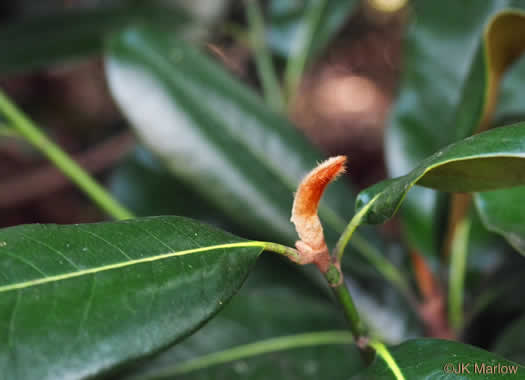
[[353, 339, 524, 379], [109, 147, 252, 240], [110, 148, 224, 220], [0, 216, 264, 379], [0, 3, 188, 74], [493, 314, 525, 365], [475, 186, 525, 253], [124, 256, 364, 379], [357, 123, 525, 225], [105, 23, 355, 247], [385, 2, 525, 258], [471, 10, 525, 255]]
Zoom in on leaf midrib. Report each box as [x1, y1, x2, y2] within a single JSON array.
[[0, 241, 265, 293], [364, 152, 525, 218]]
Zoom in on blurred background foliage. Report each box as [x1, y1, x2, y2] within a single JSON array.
[[3, 0, 525, 376]]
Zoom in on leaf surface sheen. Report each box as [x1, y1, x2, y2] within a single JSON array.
[[358, 124, 525, 224], [0, 216, 263, 380]]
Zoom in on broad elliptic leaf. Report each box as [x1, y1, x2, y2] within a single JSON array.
[[0, 3, 189, 75], [353, 339, 524, 379], [0, 216, 263, 379], [386, 2, 525, 258], [124, 255, 364, 380], [357, 124, 525, 225], [105, 23, 355, 247]]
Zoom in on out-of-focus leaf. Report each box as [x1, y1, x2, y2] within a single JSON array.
[[358, 124, 525, 225], [0, 3, 189, 75], [110, 147, 226, 222], [109, 146, 257, 243], [124, 256, 364, 380], [493, 314, 525, 365], [469, 11, 525, 255], [105, 23, 356, 247], [266, 0, 358, 58], [353, 339, 524, 379], [386, 2, 525, 258], [0, 216, 263, 379], [475, 186, 525, 254]]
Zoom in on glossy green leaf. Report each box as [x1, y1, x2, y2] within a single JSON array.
[[493, 314, 525, 365], [0, 216, 264, 379], [353, 339, 524, 379], [105, 23, 355, 247], [385, 2, 525, 258], [0, 3, 189, 75], [124, 256, 364, 379], [358, 123, 525, 225]]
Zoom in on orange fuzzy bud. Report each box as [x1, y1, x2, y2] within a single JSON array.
[[291, 156, 347, 270]]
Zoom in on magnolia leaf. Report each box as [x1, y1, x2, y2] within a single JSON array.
[[0, 216, 263, 379], [385, 3, 525, 258], [353, 339, 523, 379], [357, 124, 525, 225]]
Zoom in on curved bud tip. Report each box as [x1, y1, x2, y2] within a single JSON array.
[[291, 156, 347, 252]]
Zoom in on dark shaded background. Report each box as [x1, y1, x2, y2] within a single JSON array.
[[0, 0, 403, 232]]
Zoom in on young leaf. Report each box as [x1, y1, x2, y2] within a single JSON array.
[[0, 216, 263, 379], [357, 123, 525, 225], [0, 3, 188, 75], [352, 339, 524, 379]]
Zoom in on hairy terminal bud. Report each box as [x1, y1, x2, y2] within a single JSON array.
[[291, 156, 347, 272]]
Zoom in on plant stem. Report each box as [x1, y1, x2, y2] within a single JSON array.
[[0, 89, 133, 221], [283, 0, 327, 101], [319, 205, 415, 306], [0, 122, 19, 137], [332, 280, 366, 340], [260, 241, 301, 262], [334, 194, 380, 262], [324, 268, 374, 364], [448, 217, 471, 331], [244, 0, 285, 112]]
